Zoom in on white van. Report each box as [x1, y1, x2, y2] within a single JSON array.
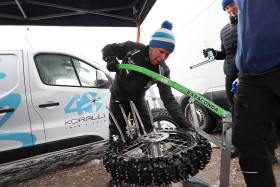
[[0, 50, 111, 164]]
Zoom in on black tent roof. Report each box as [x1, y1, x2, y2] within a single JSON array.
[[0, 0, 156, 27]]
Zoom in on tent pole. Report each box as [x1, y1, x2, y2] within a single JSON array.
[[15, 0, 28, 19], [136, 17, 141, 43]]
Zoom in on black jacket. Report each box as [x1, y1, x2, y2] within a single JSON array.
[[215, 16, 238, 75], [102, 41, 189, 128]]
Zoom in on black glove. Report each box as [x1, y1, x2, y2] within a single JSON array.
[[106, 57, 120, 73], [203, 48, 216, 58]]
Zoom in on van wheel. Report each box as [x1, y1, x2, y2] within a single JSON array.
[[184, 102, 217, 133]]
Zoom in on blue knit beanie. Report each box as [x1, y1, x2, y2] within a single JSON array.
[[149, 20, 175, 52], [222, 0, 234, 10]]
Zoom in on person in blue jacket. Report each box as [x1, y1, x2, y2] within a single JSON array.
[[203, 0, 278, 161], [233, 0, 280, 186]]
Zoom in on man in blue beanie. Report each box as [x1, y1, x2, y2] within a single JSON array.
[[102, 20, 191, 144], [102, 21, 192, 186], [233, 0, 280, 186]]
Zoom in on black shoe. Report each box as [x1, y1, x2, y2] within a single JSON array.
[[231, 146, 238, 158], [268, 149, 278, 165]]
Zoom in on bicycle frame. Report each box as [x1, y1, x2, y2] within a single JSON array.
[[119, 64, 229, 118]]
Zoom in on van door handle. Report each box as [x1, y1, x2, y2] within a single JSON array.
[[39, 102, 60, 108], [0, 108, 14, 114]]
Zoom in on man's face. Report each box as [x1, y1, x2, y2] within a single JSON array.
[[225, 2, 238, 17], [149, 47, 171, 66]]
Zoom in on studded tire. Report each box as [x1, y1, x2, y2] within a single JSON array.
[[151, 108, 179, 129], [103, 110, 212, 186]]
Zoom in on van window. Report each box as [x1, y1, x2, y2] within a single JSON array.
[[35, 54, 108, 88], [35, 54, 79, 86], [72, 58, 97, 87]]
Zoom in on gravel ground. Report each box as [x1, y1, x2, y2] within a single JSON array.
[[196, 146, 280, 187], [2, 133, 280, 187]]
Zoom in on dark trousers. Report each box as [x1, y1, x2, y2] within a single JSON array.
[[267, 121, 278, 150], [232, 69, 280, 187], [108, 98, 153, 142], [225, 74, 238, 113]]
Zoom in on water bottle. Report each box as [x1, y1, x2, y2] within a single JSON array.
[[204, 40, 214, 60], [207, 50, 214, 60]]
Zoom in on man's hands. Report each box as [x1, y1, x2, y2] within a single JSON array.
[[203, 48, 216, 58], [106, 57, 120, 73]]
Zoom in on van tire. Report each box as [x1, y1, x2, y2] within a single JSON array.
[[184, 102, 217, 133]]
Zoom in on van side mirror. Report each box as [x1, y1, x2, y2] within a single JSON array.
[[96, 70, 109, 87]]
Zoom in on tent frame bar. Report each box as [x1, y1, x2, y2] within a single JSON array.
[[0, 0, 150, 23], [15, 0, 28, 19]]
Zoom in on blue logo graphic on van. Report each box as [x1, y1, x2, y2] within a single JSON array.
[[0, 58, 6, 80], [0, 133, 36, 148], [65, 92, 102, 115], [0, 93, 36, 148], [0, 93, 21, 127], [0, 72, 5, 79]]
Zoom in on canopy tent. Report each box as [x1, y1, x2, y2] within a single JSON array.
[[0, 0, 156, 27]]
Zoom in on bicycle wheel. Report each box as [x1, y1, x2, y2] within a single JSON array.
[[103, 129, 212, 186]]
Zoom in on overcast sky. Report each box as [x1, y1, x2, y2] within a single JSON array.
[[0, 0, 228, 71]]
